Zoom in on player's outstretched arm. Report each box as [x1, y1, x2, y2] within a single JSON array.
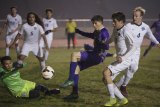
[[42, 34, 49, 50], [0, 21, 7, 35], [75, 29, 94, 39]]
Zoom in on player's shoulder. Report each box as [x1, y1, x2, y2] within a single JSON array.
[[141, 22, 149, 28]]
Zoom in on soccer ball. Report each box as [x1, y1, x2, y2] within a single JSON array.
[[42, 66, 55, 80]]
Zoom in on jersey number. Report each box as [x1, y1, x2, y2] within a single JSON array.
[[137, 33, 140, 38]]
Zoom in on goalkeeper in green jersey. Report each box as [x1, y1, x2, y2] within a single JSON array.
[[0, 56, 60, 98]]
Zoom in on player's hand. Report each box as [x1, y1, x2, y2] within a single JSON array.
[[156, 43, 160, 48], [116, 56, 122, 63], [45, 30, 52, 35], [46, 46, 49, 51], [75, 29, 80, 33]]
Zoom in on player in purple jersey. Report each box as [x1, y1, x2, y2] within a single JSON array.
[[60, 15, 110, 99], [143, 14, 160, 57]]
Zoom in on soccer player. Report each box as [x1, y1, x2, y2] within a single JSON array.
[[10, 12, 49, 71], [143, 13, 160, 57], [103, 12, 137, 106], [60, 15, 110, 99], [65, 18, 77, 49], [39, 9, 58, 70], [0, 56, 60, 98], [0, 6, 22, 56], [115, 7, 160, 97]]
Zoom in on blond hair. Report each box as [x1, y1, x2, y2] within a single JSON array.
[[133, 7, 146, 16]]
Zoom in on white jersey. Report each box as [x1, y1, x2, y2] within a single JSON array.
[[43, 18, 57, 38], [111, 26, 136, 61], [126, 22, 159, 54], [19, 23, 45, 44], [6, 14, 22, 34]]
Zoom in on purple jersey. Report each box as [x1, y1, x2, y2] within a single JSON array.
[[151, 20, 160, 36], [76, 28, 110, 53]]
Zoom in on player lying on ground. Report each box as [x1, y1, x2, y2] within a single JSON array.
[[143, 13, 160, 57], [39, 9, 58, 69], [103, 12, 137, 106], [0, 56, 60, 98], [60, 15, 110, 99], [113, 7, 160, 98], [10, 12, 49, 71], [0, 6, 22, 56]]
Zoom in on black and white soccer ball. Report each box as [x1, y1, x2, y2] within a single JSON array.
[[42, 66, 55, 80]]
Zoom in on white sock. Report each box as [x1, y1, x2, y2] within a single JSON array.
[[114, 84, 124, 99], [107, 84, 115, 98], [40, 60, 45, 71], [18, 60, 23, 64], [6, 47, 9, 56], [115, 75, 125, 87], [44, 50, 49, 60], [122, 76, 131, 86]]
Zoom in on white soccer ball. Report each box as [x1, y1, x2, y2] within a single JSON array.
[[42, 66, 55, 80]]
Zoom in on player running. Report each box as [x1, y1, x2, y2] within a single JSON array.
[[10, 12, 49, 71], [103, 12, 137, 106], [115, 7, 160, 97], [0, 6, 22, 56], [143, 13, 160, 57], [60, 15, 110, 99], [0, 56, 60, 98], [39, 9, 58, 70]]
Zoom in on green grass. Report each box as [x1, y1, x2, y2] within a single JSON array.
[[0, 47, 160, 107]]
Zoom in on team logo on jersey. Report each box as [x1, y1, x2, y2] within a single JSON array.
[[34, 27, 37, 30], [141, 27, 145, 31], [15, 18, 17, 21]]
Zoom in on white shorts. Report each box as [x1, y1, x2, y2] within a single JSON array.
[[5, 31, 19, 44], [39, 33, 53, 49], [20, 43, 39, 57], [108, 57, 132, 75]]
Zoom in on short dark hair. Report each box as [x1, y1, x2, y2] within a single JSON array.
[[112, 12, 126, 23], [45, 9, 53, 13], [1, 56, 12, 64], [91, 15, 103, 23], [10, 6, 17, 10]]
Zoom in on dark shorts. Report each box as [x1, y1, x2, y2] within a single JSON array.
[[78, 51, 104, 71]]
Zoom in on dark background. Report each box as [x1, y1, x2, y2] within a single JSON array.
[[0, 0, 160, 19]]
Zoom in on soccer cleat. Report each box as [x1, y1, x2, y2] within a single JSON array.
[[60, 80, 74, 88], [120, 86, 128, 97], [63, 92, 79, 100], [115, 97, 128, 106], [104, 97, 117, 107]]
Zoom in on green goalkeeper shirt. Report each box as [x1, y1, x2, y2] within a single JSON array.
[[0, 67, 27, 97]]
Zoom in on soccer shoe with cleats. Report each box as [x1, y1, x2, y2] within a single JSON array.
[[63, 92, 79, 100], [60, 80, 74, 88], [104, 97, 117, 106], [120, 86, 128, 97], [115, 97, 128, 106]]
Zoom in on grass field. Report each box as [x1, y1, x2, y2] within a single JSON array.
[[0, 47, 160, 107]]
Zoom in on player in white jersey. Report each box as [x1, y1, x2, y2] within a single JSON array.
[[115, 7, 160, 97], [10, 12, 48, 71], [39, 9, 58, 70], [0, 7, 22, 56], [103, 12, 137, 107]]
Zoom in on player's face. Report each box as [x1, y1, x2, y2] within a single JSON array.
[[3, 60, 12, 71], [11, 8, 17, 15], [133, 11, 142, 24], [112, 19, 123, 29], [28, 14, 36, 24], [46, 11, 53, 19], [92, 21, 102, 30]]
